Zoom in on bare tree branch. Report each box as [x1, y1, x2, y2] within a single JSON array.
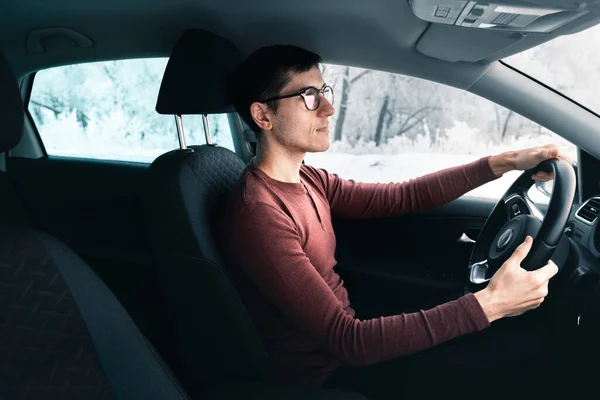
[[397, 106, 438, 135], [103, 64, 118, 85], [30, 99, 91, 127], [399, 115, 429, 136], [501, 110, 514, 140], [29, 100, 62, 115], [350, 70, 370, 84]]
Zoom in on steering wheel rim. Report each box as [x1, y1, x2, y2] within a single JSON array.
[[466, 158, 576, 292]]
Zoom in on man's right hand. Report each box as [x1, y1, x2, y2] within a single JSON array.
[[474, 235, 559, 323]]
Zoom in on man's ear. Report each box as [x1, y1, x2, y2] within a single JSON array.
[[250, 102, 273, 132]]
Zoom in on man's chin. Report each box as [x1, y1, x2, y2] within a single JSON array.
[[308, 142, 330, 153]]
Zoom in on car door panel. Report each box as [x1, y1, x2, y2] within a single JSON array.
[[332, 197, 495, 318]]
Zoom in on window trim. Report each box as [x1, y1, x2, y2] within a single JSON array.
[[11, 72, 48, 159]]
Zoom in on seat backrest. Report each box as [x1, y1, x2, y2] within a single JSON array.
[[147, 145, 245, 264], [145, 145, 270, 389], [143, 30, 271, 393], [0, 52, 189, 400]]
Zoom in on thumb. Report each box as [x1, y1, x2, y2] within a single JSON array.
[[531, 259, 559, 283], [544, 148, 559, 159], [508, 236, 533, 265]]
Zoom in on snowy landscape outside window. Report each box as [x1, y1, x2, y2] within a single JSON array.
[[304, 64, 576, 203], [28, 58, 234, 164]]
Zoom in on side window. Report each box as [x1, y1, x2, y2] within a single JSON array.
[[306, 65, 577, 204], [28, 58, 234, 163]]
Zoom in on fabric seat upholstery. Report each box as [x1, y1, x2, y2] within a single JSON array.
[[0, 52, 189, 400], [145, 144, 271, 391]]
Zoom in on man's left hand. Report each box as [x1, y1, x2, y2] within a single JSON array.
[[490, 144, 574, 182], [516, 144, 574, 182]]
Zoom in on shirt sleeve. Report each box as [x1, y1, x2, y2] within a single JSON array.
[[230, 202, 491, 366], [309, 156, 499, 219]]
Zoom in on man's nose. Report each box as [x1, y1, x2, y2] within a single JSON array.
[[318, 97, 335, 117]]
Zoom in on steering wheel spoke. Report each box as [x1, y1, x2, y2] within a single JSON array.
[[504, 193, 543, 222], [468, 259, 491, 284]]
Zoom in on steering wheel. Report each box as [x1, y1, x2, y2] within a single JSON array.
[[466, 158, 576, 293]]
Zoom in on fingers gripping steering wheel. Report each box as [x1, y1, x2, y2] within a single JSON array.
[[466, 158, 576, 293]]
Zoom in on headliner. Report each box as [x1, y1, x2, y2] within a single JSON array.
[[1, 0, 600, 89]]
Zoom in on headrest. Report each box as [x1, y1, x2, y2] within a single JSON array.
[[156, 29, 243, 115], [0, 53, 24, 153]]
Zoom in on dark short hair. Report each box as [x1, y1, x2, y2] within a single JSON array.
[[230, 45, 322, 134]]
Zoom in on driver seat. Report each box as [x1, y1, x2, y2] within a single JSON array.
[[143, 30, 271, 393]]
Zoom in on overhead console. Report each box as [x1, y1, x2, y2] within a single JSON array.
[[408, 0, 600, 62], [409, 0, 590, 33]]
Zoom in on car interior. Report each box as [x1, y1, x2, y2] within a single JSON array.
[[3, 0, 600, 399]]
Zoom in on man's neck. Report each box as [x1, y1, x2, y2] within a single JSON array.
[[253, 143, 305, 184]]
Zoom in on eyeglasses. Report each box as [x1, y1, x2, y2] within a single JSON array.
[[260, 85, 334, 111]]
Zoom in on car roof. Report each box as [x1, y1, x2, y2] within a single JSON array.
[[2, 0, 600, 88]]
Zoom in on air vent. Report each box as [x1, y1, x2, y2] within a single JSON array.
[[576, 198, 600, 224]]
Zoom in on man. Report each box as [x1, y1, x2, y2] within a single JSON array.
[[223, 45, 574, 398]]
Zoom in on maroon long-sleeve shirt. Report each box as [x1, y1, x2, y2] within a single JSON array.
[[223, 156, 499, 386]]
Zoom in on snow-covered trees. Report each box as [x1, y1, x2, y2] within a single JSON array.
[[29, 58, 232, 162]]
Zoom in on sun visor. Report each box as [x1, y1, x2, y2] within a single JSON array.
[[156, 29, 242, 115], [416, 24, 526, 62]]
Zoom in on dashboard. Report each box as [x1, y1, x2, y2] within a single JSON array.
[[565, 196, 600, 257], [549, 195, 600, 300]]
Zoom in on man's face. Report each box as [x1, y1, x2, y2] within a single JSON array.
[[268, 66, 335, 153]]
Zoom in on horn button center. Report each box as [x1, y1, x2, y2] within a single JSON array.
[[496, 228, 513, 251], [488, 214, 542, 271]]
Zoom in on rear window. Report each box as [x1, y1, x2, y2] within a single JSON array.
[[28, 58, 234, 163]]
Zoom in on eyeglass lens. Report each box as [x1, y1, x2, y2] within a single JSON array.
[[304, 86, 334, 110]]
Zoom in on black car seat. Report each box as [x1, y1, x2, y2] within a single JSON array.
[[144, 30, 269, 394], [0, 53, 190, 400]]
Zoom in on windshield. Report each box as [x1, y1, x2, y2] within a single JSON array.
[[504, 23, 600, 116]]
